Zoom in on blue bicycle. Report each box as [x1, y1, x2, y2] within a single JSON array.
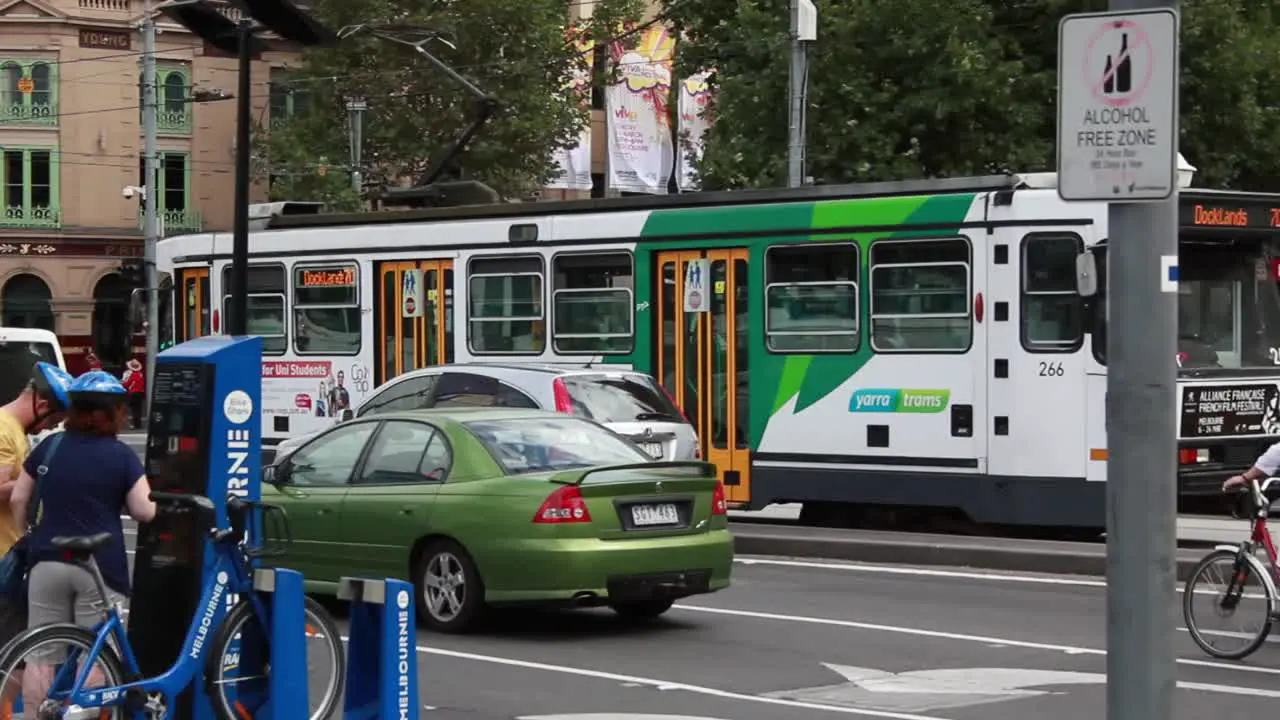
[[0, 492, 345, 720]]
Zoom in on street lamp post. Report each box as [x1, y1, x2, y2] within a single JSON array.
[[161, 0, 336, 336], [346, 97, 366, 195]]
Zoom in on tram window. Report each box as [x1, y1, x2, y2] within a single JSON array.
[[293, 263, 361, 355], [869, 238, 971, 352], [764, 243, 859, 352], [1020, 233, 1084, 352], [551, 252, 634, 354], [467, 256, 545, 354], [221, 264, 287, 354]]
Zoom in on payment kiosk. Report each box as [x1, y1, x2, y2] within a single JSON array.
[[129, 336, 263, 720]]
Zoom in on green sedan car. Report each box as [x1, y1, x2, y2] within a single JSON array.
[[262, 407, 734, 632]]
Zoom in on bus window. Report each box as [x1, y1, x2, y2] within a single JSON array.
[[764, 243, 859, 352], [467, 256, 544, 354], [293, 263, 361, 355], [551, 252, 633, 354], [1094, 238, 1280, 369], [1020, 233, 1084, 352], [869, 238, 971, 353], [221, 264, 288, 354]]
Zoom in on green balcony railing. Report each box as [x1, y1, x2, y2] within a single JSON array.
[[0, 102, 57, 126], [1, 206, 60, 228], [139, 208, 203, 234], [156, 108, 191, 134]]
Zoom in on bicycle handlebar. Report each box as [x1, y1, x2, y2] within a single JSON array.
[[149, 491, 215, 512]]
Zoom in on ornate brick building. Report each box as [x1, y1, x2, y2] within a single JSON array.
[[0, 0, 298, 373]]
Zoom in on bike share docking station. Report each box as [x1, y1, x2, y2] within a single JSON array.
[[127, 335, 419, 720]]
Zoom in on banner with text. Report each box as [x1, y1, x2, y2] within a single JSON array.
[[1179, 382, 1280, 439], [677, 70, 712, 191], [606, 25, 674, 194], [548, 32, 594, 191]]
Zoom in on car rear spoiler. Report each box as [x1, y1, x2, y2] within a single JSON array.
[[550, 461, 717, 485]]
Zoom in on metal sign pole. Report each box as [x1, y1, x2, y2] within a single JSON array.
[[1057, 3, 1180, 719]]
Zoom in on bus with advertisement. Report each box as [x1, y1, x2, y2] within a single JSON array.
[[152, 167, 1280, 532]]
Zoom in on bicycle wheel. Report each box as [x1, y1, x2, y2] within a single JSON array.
[[205, 596, 345, 720], [0, 624, 127, 720], [1183, 548, 1274, 660]]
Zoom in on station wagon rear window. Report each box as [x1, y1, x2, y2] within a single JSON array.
[[465, 418, 648, 475], [559, 374, 683, 424]]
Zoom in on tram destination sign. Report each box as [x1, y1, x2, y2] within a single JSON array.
[[1179, 383, 1280, 439], [1179, 196, 1280, 231], [1057, 9, 1179, 202]]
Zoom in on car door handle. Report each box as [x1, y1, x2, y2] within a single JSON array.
[[398, 506, 413, 515], [317, 508, 331, 515]]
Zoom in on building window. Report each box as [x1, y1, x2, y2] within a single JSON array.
[[1, 273, 53, 332], [551, 252, 633, 354], [0, 60, 56, 126], [269, 69, 311, 129], [467, 256, 545, 354], [139, 67, 191, 134], [1021, 233, 1084, 352], [222, 264, 288, 355], [765, 243, 860, 353], [293, 263, 361, 355], [1, 148, 58, 228], [869, 238, 972, 353], [138, 153, 201, 234]]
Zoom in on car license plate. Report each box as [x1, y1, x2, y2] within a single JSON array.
[[631, 503, 679, 526], [639, 442, 663, 459]]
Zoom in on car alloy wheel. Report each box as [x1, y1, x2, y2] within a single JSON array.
[[424, 550, 467, 622], [415, 540, 485, 633]]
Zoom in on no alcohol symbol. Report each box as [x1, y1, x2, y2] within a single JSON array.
[[1085, 18, 1154, 107]]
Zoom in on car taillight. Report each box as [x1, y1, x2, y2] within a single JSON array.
[[711, 480, 727, 515], [552, 377, 573, 414], [533, 485, 592, 523]]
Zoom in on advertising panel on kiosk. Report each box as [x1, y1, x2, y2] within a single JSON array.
[[129, 335, 262, 720]]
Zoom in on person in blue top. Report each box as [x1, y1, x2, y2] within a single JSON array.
[[11, 370, 156, 629]]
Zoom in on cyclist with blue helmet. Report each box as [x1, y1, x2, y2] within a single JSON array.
[[0, 360, 73, 690], [11, 369, 155, 663]]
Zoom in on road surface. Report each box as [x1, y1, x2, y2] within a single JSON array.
[[115, 513, 1280, 720]]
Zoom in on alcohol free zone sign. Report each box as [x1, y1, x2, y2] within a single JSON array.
[[1057, 9, 1178, 202]]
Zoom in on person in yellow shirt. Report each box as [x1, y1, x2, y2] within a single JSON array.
[[0, 361, 72, 719]]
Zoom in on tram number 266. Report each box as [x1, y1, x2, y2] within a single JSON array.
[[1037, 361, 1065, 377]]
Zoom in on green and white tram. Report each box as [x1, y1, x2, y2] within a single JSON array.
[[154, 171, 1280, 530]]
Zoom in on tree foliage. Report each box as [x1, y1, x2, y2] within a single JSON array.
[[258, 0, 644, 207], [666, 0, 1280, 191]]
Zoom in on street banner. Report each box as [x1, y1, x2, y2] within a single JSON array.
[[606, 25, 674, 194], [548, 32, 594, 190], [677, 70, 712, 191]]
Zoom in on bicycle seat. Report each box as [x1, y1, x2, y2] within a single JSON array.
[[50, 533, 113, 553]]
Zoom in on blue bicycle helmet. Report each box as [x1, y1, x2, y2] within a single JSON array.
[[68, 370, 128, 410], [29, 361, 72, 412]]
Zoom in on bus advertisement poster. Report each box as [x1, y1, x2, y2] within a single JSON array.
[[1179, 382, 1280, 439], [262, 360, 339, 419]]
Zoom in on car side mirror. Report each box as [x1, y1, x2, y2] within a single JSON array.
[[1076, 249, 1098, 298], [339, 409, 353, 422], [264, 463, 289, 486]]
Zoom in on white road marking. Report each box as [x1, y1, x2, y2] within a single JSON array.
[[735, 557, 1268, 599], [735, 557, 1107, 587], [671, 604, 1280, 679], [337, 635, 951, 720]]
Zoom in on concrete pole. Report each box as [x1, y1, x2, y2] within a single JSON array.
[[140, 0, 160, 413], [1105, 1, 1179, 720], [785, 0, 804, 188]]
